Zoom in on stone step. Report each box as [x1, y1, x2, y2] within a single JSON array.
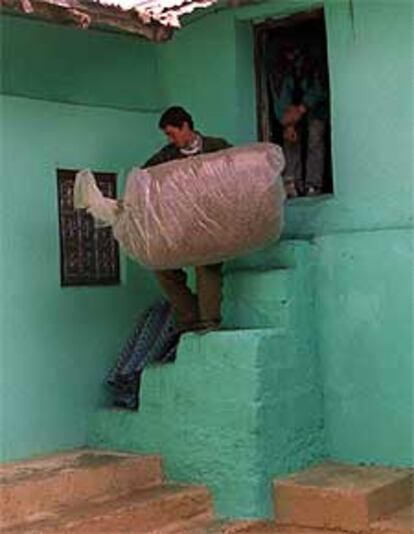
[[90, 328, 293, 518], [230, 527, 350, 534], [0, 449, 163, 529], [370, 502, 414, 534], [222, 268, 292, 329], [156, 519, 267, 533], [225, 240, 309, 272], [272, 528, 350, 534], [185, 240, 311, 330], [222, 239, 313, 330], [5, 483, 213, 533], [274, 462, 414, 533], [153, 512, 214, 533], [160, 518, 351, 533]]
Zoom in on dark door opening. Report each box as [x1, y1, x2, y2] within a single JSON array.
[[255, 9, 333, 198]]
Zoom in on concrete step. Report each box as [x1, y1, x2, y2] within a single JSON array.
[[0, 449, 163, 529], [89, 328, 294, 519], [370, 502, 414, 534], [229, 527, 350, 534], [160, 518, 351, 533], [151, 512, 214, 533], [5, 483, 213, 533], [225, 240, 309, 272], [157, 519, 273, 533], [274, 462, 414, 533], [271, 528, 350, 534], [222, 239, 314, 330], [222, 268, 292, 329]]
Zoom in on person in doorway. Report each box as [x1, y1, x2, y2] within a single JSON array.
[[143, 106, 232, 333], [269, 39, 328, 197]]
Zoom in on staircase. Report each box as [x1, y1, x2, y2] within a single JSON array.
[[1, 451, 412, 533], [88, 240, 325, 518]]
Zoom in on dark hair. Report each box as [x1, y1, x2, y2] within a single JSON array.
[[158, 106, 194, 130]]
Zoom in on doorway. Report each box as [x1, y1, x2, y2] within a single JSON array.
[[255, 9, 333, 198]]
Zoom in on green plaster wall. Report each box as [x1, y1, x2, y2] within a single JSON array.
[[157, 10, 241, 143], [315, 229, 414, 466], [0, 15, 165, 462], [0, 94, 162, 462], [283, 0, 413, 237], [154, 0, 414, 469], [0, 14, 164, 111]]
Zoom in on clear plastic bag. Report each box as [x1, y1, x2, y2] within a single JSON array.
[[74, 143, 285, 270], [73, 169, 118, 227]]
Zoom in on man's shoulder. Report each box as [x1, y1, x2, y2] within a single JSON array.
[[143, 144, 179, 168], [202, 136, 232, 152]]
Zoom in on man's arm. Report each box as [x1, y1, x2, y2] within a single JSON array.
[[216, 138, 233, 150], [144, 137, 231, 168], [203, 136, 233, 153], [142, 145, 176, 168]]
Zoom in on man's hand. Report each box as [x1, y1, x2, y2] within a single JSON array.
[[283, 125, 298, 143], [281, 104, 307, 127]]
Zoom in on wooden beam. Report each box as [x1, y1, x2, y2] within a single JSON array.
[[0, 0, 174, 41]]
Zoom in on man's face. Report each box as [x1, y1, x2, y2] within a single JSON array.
[[283, 42, 299, 62], [163, 122, 193, 148]]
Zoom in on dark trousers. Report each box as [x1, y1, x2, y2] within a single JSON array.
[[155, 264, 222, 331]]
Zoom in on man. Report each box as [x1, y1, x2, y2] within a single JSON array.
[[143, 106, 232, 333], [269, 39, 328, 197]]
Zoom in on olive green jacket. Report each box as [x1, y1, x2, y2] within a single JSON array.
[[143, 135, 232, 168]]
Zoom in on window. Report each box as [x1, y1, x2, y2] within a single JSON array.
[[57, 169, 120, 286], [254, 9, 333, 198]]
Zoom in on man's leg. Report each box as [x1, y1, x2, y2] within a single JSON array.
[[155, 269, 199, 331], [283, 137, 303, 196], [305, 118, 326, 194], [195, 263, 223, 328]]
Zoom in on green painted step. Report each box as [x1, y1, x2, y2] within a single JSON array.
[[90, 328, 287, 448], [89, 329, 287, 517], [225, 239, 310, 272], [221, 239, 314, 329], [184, 241, 312, 329], [222, 268, 293, 329], [88, 327, 324, 519]]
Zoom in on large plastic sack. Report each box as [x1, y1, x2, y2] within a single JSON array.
[[74, 143, 285, 270]]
